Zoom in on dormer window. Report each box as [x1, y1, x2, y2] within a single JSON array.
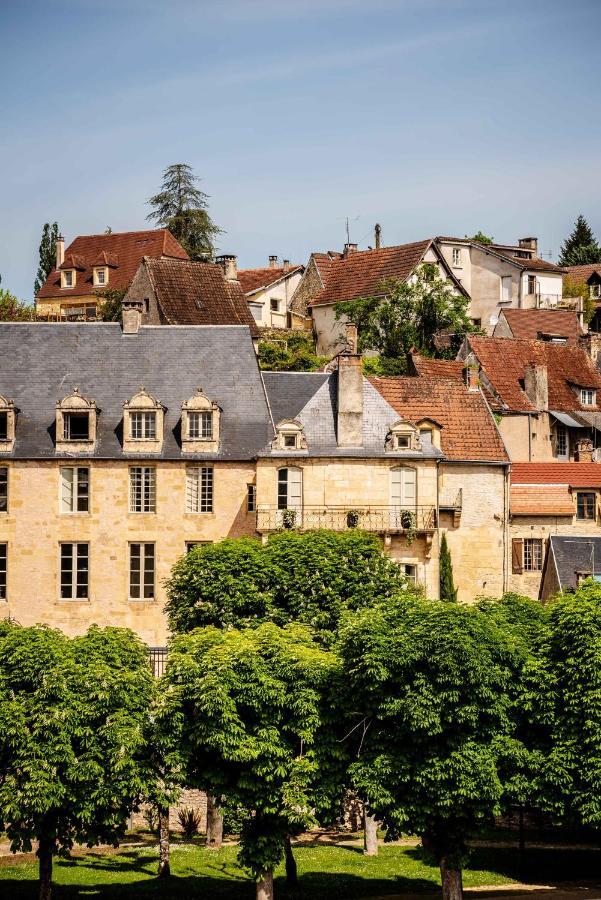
[[581, 388, 596, 406], [386, 420, 420, 452], [55, 389, 97, 452], [181, 389, 220, 453], [123, 388, 164, 453], [131, 411, 156, 440], [93, 267, 108, 287], [62, 269, 75, 289], [272, 419, 307, 452], [0, 396, 16, 452], [396, 435, 411, 449], [0, 414, 6, 441], [284, 434, 298, 449]]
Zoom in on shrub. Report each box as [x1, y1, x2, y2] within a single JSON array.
[[177, 807, 202, 840]]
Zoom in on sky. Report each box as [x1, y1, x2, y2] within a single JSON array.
[[1, 0, 600, 300]]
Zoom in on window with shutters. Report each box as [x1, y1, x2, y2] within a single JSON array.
[[60, 543, 89, 599], [512, 538, 523, 574], [129, 543, 155, 600], [129, 466, 156, 513], [524, 538, 543, 572], [186, 466, 213, 513], [0, 467, 7, 513], [0, 543, 6, 600], [60, 467, 89, 513]]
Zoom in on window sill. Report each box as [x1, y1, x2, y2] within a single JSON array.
[[185, 511, 215, 516], [128, 597, 156, 603], [60, 511, 90, 516], [57, 597, 90, 603]]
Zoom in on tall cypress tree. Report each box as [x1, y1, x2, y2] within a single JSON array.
[[34, 222, 60, 297], [558, 215, 601, 266], [146, 164, 221, 261], [439, 533, 458, 602]]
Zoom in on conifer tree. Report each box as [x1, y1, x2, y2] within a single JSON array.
[[558, 215, 601, 266], [439, 533, 458, 602], [34, 223, 59, 296], [147, 164, 221, 261]]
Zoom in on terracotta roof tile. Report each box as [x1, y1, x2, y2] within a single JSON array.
[[144, 257, 259, 336], [510, 484, 575, 515], [564, 264, 601, 282], [493, 251, 564, 273], [369, 375, 508, 462], [410, 354, 465, 380], [36, 229, 188, 300], [237, 264, 303, 295], [499, 309, 583, 343], [467, 336, 601, 413], [511, 462, 601, 487]]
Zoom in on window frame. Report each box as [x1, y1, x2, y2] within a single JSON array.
[[247, 483, 256, 512], [185, 466, 214, 514], [580, 388, 596, 406], [130, 410, 157, 440], [60, 466, 90, 514], [0, 543, 6, 600], [63, 411, 90, 441], [270, 297, 280, 312], [452, 247, 462, 268], [0, 467, 7, 513], [129, 542, 155, 600], [188, 410, 213, 440], [576, 491, 597, 521], [93, 267, 107, 287], [0, 412, 7, 442], [523, 538, 543, 572], [60, 542, 89, 600], [129, 466, 157, 514], [62, 269, 75, 289]]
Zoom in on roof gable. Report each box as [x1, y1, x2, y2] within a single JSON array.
[[499, 309, 582, 343], [237, 265, 303, 295]]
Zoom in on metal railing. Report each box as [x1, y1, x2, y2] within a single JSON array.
[[148, 647, 168, 678], [256, 505, 437, 534]]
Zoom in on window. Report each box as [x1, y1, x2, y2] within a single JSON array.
[[591, 284, 601, 299], [186, 466, 213, 513], [501, 276, 512, 302], [129, 543, 155, 600], [270, 298, 280, 312], [130, 411, 156, 440], [247, 483, 256, 512], [401, 563, 417, 584], [0, 412, 6, 441], [95, 268, 106, 286], [60, 543, 89, 599], [577, 491, 596, 520], [581, 389, 596, 406], [278, 467, 302, 511], [63, 270, 74, 288], [0, 467, 7, 512], [452, 248, 461, 267], [284, 434, 297, 449], [185, 541, 210, 553], [0, 544, 6, 600], [63, 412, 89, 441], [527, 274, 537, 295], [60, 467, 89, 513], [396, 435, 411, 449], [524, 538, 543, 572], [471, 317, 481, 329], [188, 411, 213, 440], [555, 424, 568, 460], [129, 467, 156, 513]]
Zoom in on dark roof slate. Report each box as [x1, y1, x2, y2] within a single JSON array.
[[548, 534, 601, 591]]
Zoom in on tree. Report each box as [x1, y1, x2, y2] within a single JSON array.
[[165, 623, 339, 900], [97, 287, 126, 321], [334, 265, 476, 374], [0, 622, 154, 900], [147, 163, 221, 261], [466, 230, 493, 245], [0, 287, 35, 321], [439, 534, 458, 602], [558, 215, 601, 266], [34, 223, 60, 296], [338, 596, 516, 900]]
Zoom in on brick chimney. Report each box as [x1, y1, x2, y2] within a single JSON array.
[[56, 234, 65, 269], [375, 224, 382, 250], [519, 237, 538, 256], [122, 299, 143, 334], [269, 255, 278, 269], [216, 254, 238, 281], [343, 243, 358, 258], [337, 323, 363, 447], [576, 437, 594, 462], [466, 364, 479, 392], [524, 364, 548, 410]]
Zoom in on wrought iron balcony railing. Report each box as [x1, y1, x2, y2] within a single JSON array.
[[256, 505, 437, 534]]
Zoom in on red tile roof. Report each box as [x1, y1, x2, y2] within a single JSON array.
[[36, 230, 188, 300], [237, 264, 303, 295], [494, 252, 564, 273], [144, 257, 259, 335], [309, 240, 432, 307], [410, 354, 465, 380], [510, 485, 575, 515], [564, 264, 601, 283], [369, 375, 508, 462], [499, 309, 583, 343], [511, 462, 601, 488], [467, 336, 601, 413]]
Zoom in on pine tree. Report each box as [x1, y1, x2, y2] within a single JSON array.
[[146, 164, 221, 261], [558, 214, 601, 266], [439, 533, 458, 602], [34, 222, 59, 296]]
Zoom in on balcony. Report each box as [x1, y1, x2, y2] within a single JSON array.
[[255, 505, 437, 535], [523, 293, 581, 312]]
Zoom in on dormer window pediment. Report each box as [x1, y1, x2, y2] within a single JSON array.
[[55, 389, 97, 452], [272, 419, 307, 452], [0, 396, 16, 452], [123, 388, 165, 453], [181, 389, 220, 453], [385, 419, 420, 452]]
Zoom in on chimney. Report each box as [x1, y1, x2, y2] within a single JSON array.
[[216, 254, 238, 281], [466, 364, 479, 392], [122, 299, 143, 334], [524, 363, 548, 410], [576, 437, 594, 463], [56, 234, 65, 269], [268, 255, 278, 269], [283, 259, 290, 273], [375, 223, 382, 250], [343, 243, 358, 258], [519, 236, 538, 257], [337, 324, 363, 447]]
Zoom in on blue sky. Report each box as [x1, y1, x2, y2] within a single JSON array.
[[1, 0, 600, 300]]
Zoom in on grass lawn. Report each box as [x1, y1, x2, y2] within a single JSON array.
[[0, 840, 599, 899]]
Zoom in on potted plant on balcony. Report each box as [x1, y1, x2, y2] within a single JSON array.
[[282, 508, 297, 529], [346, 509, 361, 528], [400, 508, 416, 545]]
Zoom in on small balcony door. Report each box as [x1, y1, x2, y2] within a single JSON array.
[[390, 466, 417, 529], [277, 466, 303, 528], [555, 424, 569, 461]]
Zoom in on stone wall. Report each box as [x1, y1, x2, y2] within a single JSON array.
[[131, 789, 208, 834]]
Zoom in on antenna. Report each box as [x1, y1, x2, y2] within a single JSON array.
[[338, 215, 360, 245]]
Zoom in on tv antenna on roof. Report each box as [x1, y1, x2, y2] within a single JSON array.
[[339, 215, 360, 244]]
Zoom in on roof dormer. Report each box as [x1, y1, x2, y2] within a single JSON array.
[[181, 388, 220, 453], [59, 253, 85, 290], [123, 387, 165, 453], [55, 388, 97, 452], [385, 419, 420, 452], [0, 396, 16, 452], [92, 251, 118, 288], [272, 418, 308, 452], [415, 417, 442, 449]]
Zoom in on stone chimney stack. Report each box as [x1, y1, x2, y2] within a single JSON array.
[[56, 234, 65, 270], [283, 259, 290, 273], [337, 323, 363, 447], [375, 223, 382, 250], [216, 254, 238, 281], [524, 363, 548, 410], [466, 364, 479, 392], [269, 255, 278, 269], [519, 236, 538, 256], [343, 243, 358, 258], [122, 299, 143, 334]]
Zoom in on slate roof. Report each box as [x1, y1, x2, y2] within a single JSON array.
[[143, 257, 259, 335], [547, 534, 601, 591], [564, 264, 601, 283], [0, 324, 272, 460], [261, 372, 442, 459], [370, 375, 508, 463], [36, 230, 188, 300], [511, 462, 601, 487], [498, 309, 583, 343], [467, 336, 601, 413], [237, 265, 303, 295]]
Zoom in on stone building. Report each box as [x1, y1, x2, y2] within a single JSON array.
[[237, 256, 304, 329]]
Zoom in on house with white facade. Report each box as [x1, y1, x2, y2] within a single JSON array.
[[237, 257, 304, 329]]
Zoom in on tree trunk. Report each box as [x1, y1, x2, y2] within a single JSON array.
[[157, 805, 171, 878], [440, 857, 463, 900], [38, 831, 54, 900], [518, 805, 525, 882], [256, 869, 274, 900], [285, 834, 297, 884], [206, 795, 223, 849], [363, 807, 378, 856]]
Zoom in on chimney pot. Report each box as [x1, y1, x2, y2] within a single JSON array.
[[122, 299, 143, 334], [375, 223, 382, 250], [269, 255, 278, 269], [56, 234, 65, 270], [216, 254, 238, 281], [343, 243, 358, 258], [283, 259, 290, 273]]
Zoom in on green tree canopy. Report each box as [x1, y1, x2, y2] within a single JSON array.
[[334, 265, 476, 374], [147, 163, 221, 261], [0, 287, 35, 321], [34, 223, 60, 296], [0, 622, 154, 900], [338, 596, 517, 900], [97, 287, 126, 321], [466, 230, 493, 245], [165, 530, 407, 640], [165, 622, 339, 899], [558, 215, 601, 266]]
